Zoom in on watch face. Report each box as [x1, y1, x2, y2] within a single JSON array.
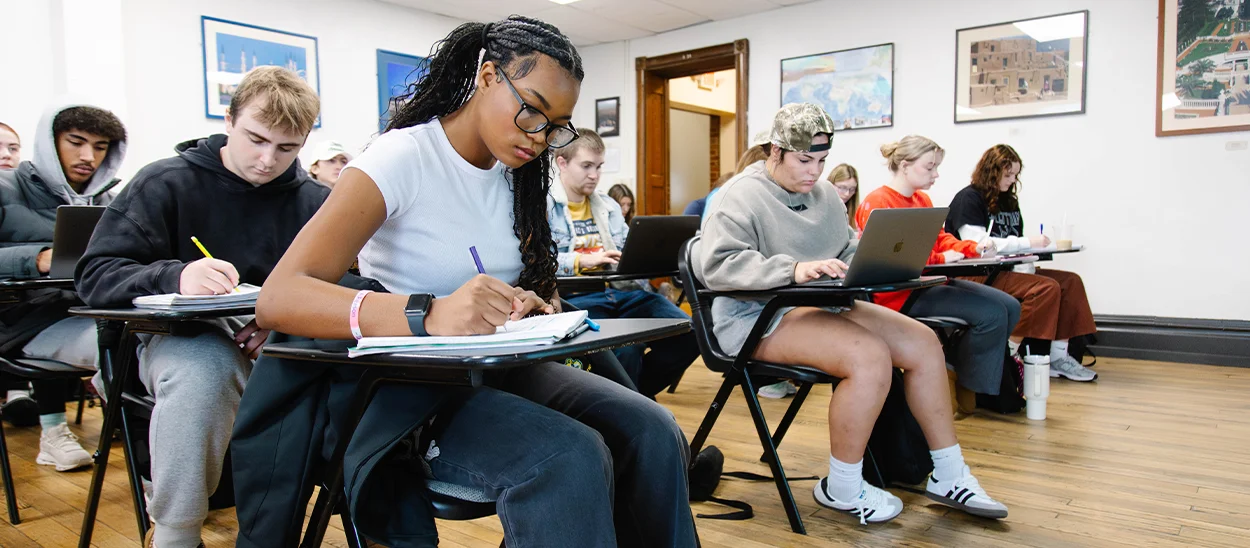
[[406, 293, 432, 315]]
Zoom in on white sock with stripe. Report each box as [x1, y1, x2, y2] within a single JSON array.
[[826, 455, 863, 502], [930, 443, 965, 482]]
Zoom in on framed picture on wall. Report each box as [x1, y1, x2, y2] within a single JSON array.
[[780, 43, 894, 131], [1156, 0, 1250, 136], [954, 10, 1088, 124], [596, 97, 620, 137], [377, 49, 430, 132], [201, 16, 320, 126]]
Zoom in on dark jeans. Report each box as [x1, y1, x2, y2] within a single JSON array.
[[426, 361, 697, 547], [906, 279, 1021, 395], [3, 376, 71, 415], [567, 289, 699, 397]]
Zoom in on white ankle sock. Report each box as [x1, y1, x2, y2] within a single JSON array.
[[1007, 340, 1021, 357], [826, 455, 864, 502], [1050, 340, 1070, 362], [930, 444, 966, 481]]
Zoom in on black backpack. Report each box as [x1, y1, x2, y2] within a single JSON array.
[[975, 349, 1026, 414], [862, 369, 934, 487]]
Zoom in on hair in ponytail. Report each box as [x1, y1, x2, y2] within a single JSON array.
[[880, 135, 943, 173], [385, 16, 583, 301]]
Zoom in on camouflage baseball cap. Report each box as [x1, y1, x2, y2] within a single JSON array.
[[770, 103, 835, 152]]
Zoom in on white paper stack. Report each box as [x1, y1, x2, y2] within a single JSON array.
[[349, 310, 590, 357], [132, 284, 261, 311]]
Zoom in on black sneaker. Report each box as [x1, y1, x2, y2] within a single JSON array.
[[2, 393, 39, 427]]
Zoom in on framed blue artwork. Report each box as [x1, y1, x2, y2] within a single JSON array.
[[781, 43, 894, 131], [377, 49, 430, 132], [200, 16, 321, 127]]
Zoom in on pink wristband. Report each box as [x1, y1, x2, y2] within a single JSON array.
[[349, 290, 372, 340]]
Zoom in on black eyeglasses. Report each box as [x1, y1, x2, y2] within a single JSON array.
[[497, 70, 579, 149]]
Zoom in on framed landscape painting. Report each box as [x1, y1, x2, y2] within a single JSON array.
[[377, 49, 429, 132], [780, 43, 894, 131], [954, 11, 1088, 123], [1156, 0, 1250, 136], [201, 16, 320, 126], [596, 97, 620, 137]]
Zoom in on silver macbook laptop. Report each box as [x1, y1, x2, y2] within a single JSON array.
[[810, 207, 948, 287]]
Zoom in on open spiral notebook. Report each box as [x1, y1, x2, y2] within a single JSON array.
[[131, 284, 261, 311], [349, 310, 591, 357]]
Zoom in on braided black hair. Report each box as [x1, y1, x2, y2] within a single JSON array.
[[386, 16, 582, 301]]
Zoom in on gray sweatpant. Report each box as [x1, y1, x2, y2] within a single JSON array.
[[137, 317, 252, 548]]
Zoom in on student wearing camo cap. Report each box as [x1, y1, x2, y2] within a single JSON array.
[[695, 102, 1009, 525]]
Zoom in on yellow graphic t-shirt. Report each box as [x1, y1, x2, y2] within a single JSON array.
[[569, 199, 605, 274]]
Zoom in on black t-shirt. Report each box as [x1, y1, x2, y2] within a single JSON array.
[[945, 185, 1023, 238]]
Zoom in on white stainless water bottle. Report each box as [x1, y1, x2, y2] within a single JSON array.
[[1021, 354, 1050, 420]]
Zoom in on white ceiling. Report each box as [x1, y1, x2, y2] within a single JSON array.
[[380, 0, 815, 46]]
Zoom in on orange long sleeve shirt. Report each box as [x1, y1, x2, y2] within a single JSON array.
[[854, 186, 980, 312]]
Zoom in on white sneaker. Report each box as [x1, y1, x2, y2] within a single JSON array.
[[1050, 355, 1097, 382], [36, 423, 93, 472], [813, 478, 904, 524], [926, 465, 1009, 519], [757, 381, 797, 399]]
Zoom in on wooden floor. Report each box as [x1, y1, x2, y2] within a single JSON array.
[[1, 357, 1249, 547]]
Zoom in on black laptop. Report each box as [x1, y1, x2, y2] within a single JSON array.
[[50, 205, 106, 279], [599, 215, 701, 276]]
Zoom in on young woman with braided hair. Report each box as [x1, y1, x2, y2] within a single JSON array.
[[251, 16, 697, 547]]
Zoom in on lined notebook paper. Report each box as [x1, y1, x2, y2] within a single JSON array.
[[132, 284, 261, 311], [349, 310, 590, 357]]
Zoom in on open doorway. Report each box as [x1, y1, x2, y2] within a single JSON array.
[[636, 40, 748, 216], [668, 70, 738, 215]]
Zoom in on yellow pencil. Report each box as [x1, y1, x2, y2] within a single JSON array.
[[190, 236, 240, 293]]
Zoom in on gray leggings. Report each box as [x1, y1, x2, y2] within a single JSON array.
[[137, 318, 252, 548]]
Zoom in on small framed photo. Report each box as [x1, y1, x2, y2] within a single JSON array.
[[377, 49, 429, 132], [954, 10, 1089, 124], [200, 16, 320, 126], [1156, 0, 1250, 136], [596, 97, 620, 137]]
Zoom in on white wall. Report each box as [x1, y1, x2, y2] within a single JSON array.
[[116, 0, 463, 181], [572, 0, 1250, 321], [669, 109, 711, 214]]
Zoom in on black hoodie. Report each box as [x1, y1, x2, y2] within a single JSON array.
[[75, 134, 330, 308]]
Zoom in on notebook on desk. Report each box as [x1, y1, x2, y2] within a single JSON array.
[[132, 284, 261, 311], [349, 310, 591, 357], [1007, 244, 1083, 256], [954, 255, 1039, 266]]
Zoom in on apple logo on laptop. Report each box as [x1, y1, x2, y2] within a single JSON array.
[[893, 241, 904, 253]]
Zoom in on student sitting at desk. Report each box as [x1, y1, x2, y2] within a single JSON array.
[[246, 18, 695, 547], [945, 144, 1097, 382], [75, 66, 328, 548], [0, 102, 128, 472], [854, 136, 1022, 411], [548, 128, 699, 397], [698, 103, 1007, 525]]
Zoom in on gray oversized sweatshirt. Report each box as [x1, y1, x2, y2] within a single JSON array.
[[693, 161, 857, 355]]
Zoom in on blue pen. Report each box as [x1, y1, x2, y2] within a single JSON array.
[[584, 318, 601, 332], [469, 246, 486, 274]]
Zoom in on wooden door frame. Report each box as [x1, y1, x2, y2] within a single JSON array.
[[636, 40, 748, 215]]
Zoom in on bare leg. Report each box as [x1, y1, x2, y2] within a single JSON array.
[[754, 308, 893, 463], [840, 301, 958, 450]]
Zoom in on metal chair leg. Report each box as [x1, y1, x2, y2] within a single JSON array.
[[739, 373, 805, 534], [760, 381, 813, 463], [75, 380, 86, 426], [79, 324, 135, 548], [0, 420, 20, 524], [687, 370, 740, 458]]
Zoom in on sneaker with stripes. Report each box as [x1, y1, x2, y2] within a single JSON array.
[[925, 465, 1008, 519], [812, 477, 903, 524]]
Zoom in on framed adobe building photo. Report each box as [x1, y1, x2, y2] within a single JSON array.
[[954, 10, 1089, 123]]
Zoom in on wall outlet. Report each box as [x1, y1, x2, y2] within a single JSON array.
[[1227, 141, 1248, 151]]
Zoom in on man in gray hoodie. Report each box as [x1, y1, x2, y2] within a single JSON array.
[[0, 101, 127, 472]]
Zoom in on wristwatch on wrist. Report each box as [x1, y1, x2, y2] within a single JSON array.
[[405, 293, 435, 336]]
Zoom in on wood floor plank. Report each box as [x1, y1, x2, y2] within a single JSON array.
[[1, 357, 1248, 546]]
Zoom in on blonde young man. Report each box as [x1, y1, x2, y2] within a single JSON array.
[[76, 66, 328, 548]]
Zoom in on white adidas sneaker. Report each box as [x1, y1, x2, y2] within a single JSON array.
[[813, 478, 904, 524], [36, 423, 93, 472], [925, 465, 1009, 519], [757, 381, 797, 399]]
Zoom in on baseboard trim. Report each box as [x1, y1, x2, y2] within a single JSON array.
[[1090, 315, 1250, 368]]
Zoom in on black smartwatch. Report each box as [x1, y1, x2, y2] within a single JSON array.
[[404, 293, 435, 336]]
